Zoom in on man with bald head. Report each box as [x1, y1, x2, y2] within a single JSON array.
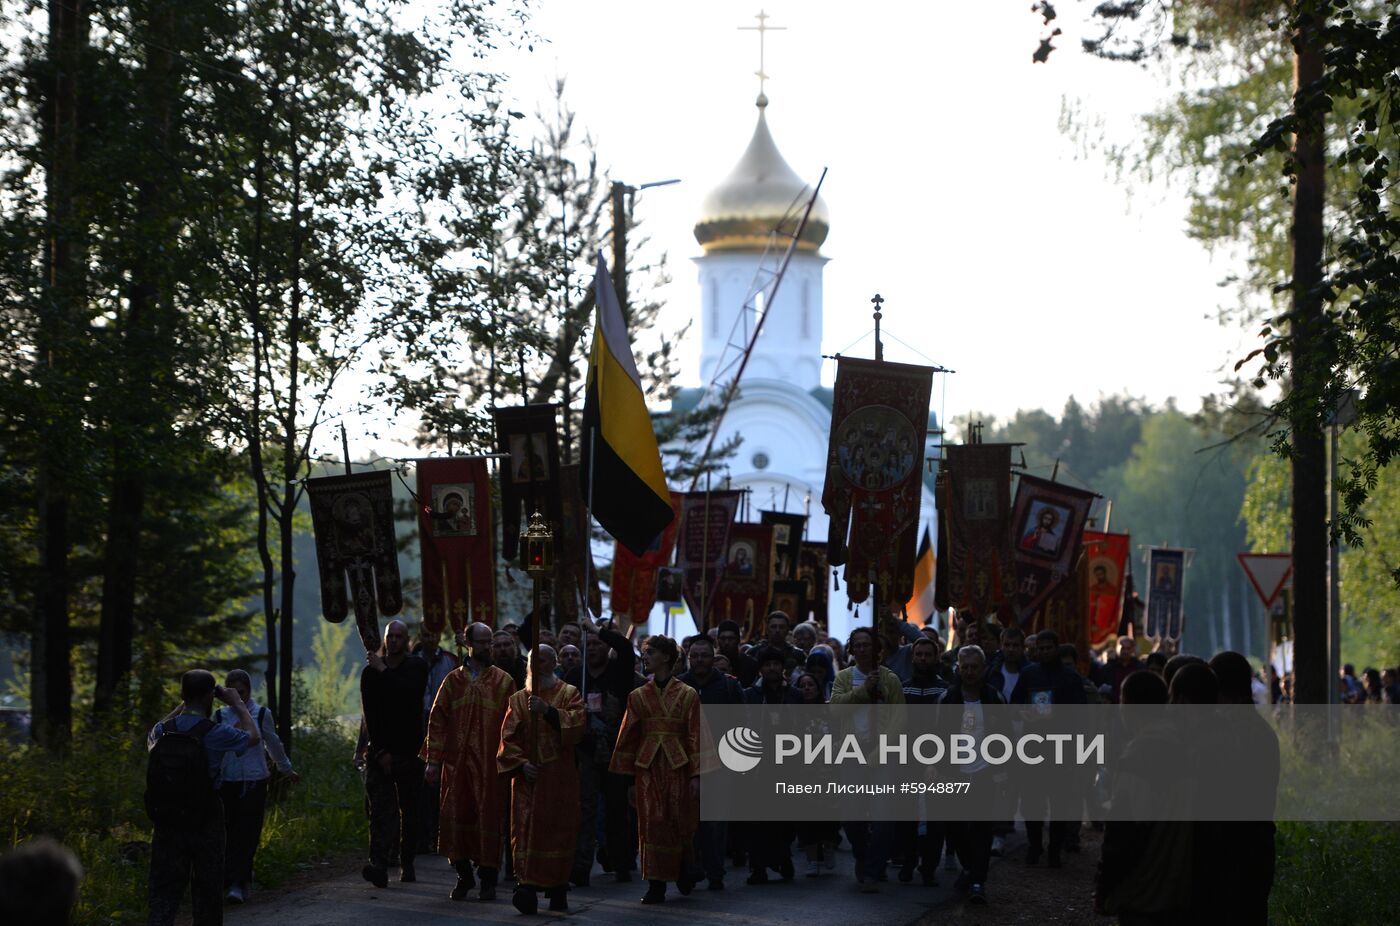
[[360, 619, 429, 888], [499, 644, 585, 913], [424, 622, 517, 902], [558, 644, 582, 677]]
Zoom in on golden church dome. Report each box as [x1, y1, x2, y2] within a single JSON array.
[[693, 97, 829, 254]]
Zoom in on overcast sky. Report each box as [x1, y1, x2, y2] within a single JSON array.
[[488, 2, 1255, 424], [344, 1, 1255, 462]]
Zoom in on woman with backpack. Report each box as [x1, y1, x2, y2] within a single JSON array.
[[216, 669, 300, 904], [147, 670, 260, 926]]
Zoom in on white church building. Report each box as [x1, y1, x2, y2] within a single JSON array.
[[667, 93, 939, 644]]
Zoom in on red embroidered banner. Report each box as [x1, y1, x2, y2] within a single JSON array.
[[415, 457, 496, 636], [822, 356, 934, 607], [940, 443, 1015, 618], [1083, 531, 1130, 650], [676, 490, 742, 625], [306, 470, 404, 652], [610, 492, 682, 625], [711, 522, 776, 639], [1010, 474, 1098, 623]]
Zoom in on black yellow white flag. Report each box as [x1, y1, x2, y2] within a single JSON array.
[[580, 254, 674, 555], [905, 525, 936, 624]]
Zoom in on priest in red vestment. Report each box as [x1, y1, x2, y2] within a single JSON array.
[[498, 644, 585, 914], [423, 622, 515, 902], [609, 634, 713, 904]]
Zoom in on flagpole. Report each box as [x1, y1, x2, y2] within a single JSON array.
[[582, 425, 597, 705], [701, 472, 711, 631]]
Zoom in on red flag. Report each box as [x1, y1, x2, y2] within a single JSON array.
[[610, 493, 682, 625]]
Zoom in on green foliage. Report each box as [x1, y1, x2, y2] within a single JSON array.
[[1269, 706, 1400, 924], [1273, 822, 1400, 924], [1242, 3, 1400, 565], [0, 698, 361, 924], [1059, 1, 1400, 577], [303, 620, 361, 720], [1241, 433, 1400, 665]]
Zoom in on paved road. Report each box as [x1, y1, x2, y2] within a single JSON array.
[[228, 842, 958, 926]]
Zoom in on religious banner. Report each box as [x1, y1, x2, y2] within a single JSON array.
[[492, 404, 561, 562], [676, 489, 742, 625], [556, 463, 602, 623], [822, 356, 934, 607], [1083, 530, 1130, 650], [655, 566, 684, 605], [306, 470, 403, 652], [1027, 544, 1092, 677], [770, 579, 807, 623], [796, 541, 829, 624], [940, 443, 1015, 618], [1144, 547, 1187, 642], [415, 457, 496, 636], [610, 492, 683, 626], [711, 522, 776, 640], [760, 510, 806, 580], [1010, 473, 1097, 622]]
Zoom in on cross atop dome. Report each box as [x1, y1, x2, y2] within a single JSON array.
[[738, 10, 785, 107]]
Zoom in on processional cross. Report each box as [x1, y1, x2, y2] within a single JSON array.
[[738, 10, 786, 102]]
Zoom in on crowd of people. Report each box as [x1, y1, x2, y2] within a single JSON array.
[[136, 605, 1392, 925]]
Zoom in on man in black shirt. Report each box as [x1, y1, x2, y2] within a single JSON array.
[[716, 620, 759, 688], [360, 619, 429, 887], [678, 635, 744, 890], [898, 637, 950, 885], [493, 630, 527, 690], [1009, 629, 1086, 868], [758, 612, 806, 677], [742, 646, 800, 885], [562, 617, 638, 884], [939, 645, 1009, 905]]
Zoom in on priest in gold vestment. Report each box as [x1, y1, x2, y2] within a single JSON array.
[[609, 634, 712, 905], [424, 621, 516, 902], [498, 644, 585, 914]]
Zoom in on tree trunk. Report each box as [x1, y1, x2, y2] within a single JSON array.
[[94, 471, 144, 714], [1287, 2, 1328, 706], [277, 5, 306, 749], [33, 0, 90, 750], [243, 91, 279, 723], [95, 0, 177, 717]]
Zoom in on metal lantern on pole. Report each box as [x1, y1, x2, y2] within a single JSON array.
[[520, 510, 554, 763], [521, 510, 555, 578]]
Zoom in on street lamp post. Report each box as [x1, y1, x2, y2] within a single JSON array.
[[609, 178, 680, 324]]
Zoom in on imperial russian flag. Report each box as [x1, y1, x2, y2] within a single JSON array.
[[580, 253, 675, 555]]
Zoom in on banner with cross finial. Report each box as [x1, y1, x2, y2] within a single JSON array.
[[822, 354, 934, 608], [306, 470, 404, 652], [940, 442, 1017, 618]]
